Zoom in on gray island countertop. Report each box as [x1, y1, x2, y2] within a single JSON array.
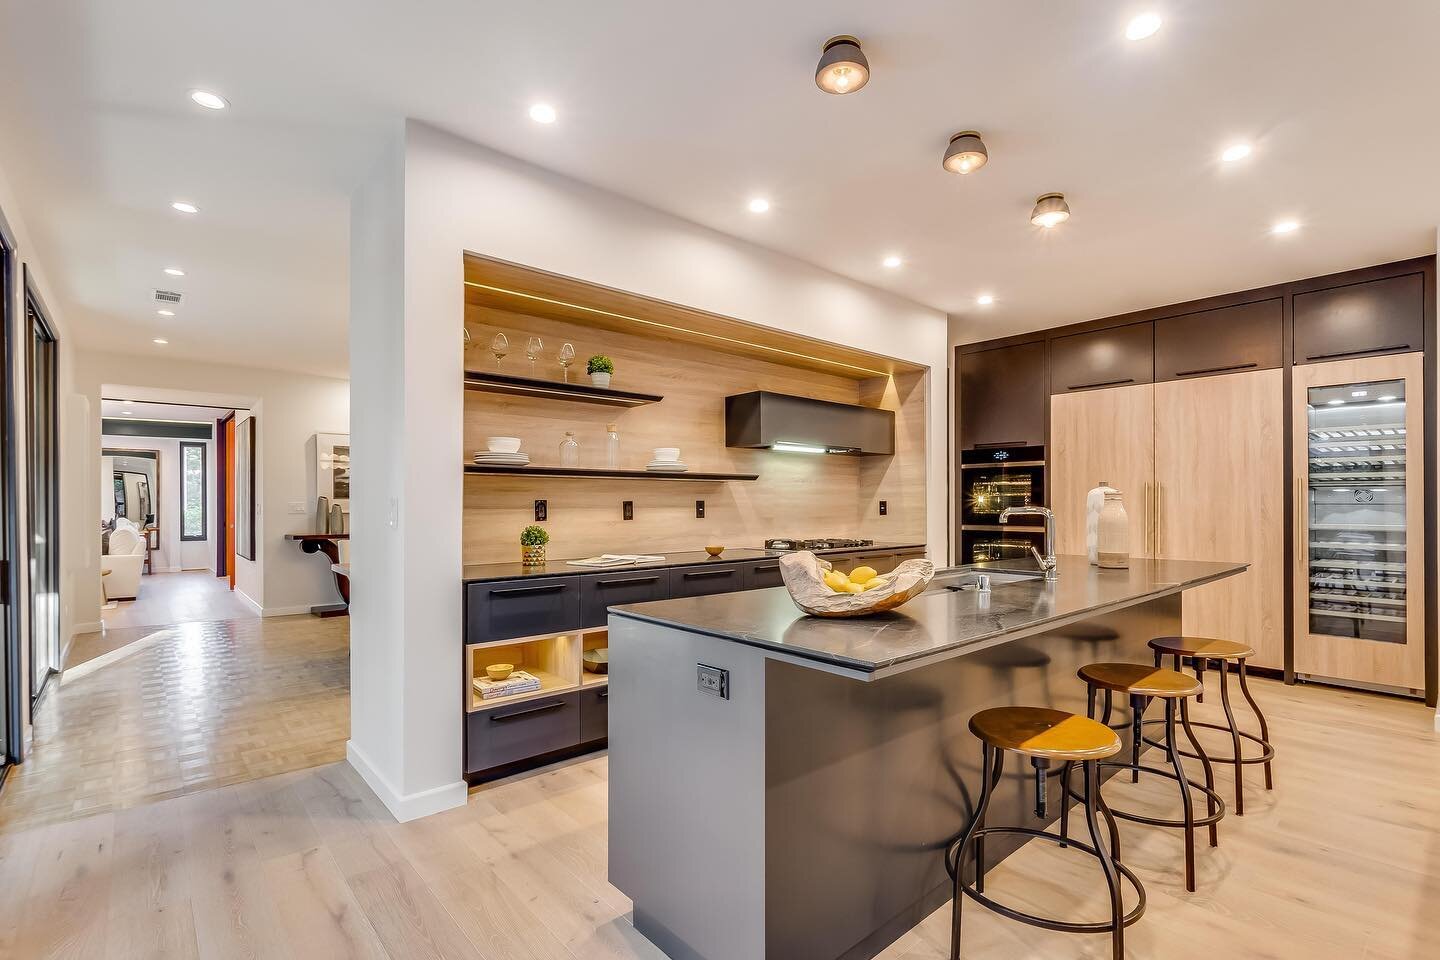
[[611, 554, 1247, 679], [461, 542, 925, 583]]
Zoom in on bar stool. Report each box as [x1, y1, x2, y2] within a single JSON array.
[[1148, 636, 1275, 816], [1061, 663, 1225, 893], [947, 707, 1145, 960]]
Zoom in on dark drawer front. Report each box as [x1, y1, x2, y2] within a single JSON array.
[[841, 550, 900, 575], [1049, 322, 1154, 394], [1154, 298, 1283, 380], [1293, 273, 1425, 364], [466, 693, 580, 773], [580, 571, 670, 628], [959, 341, 1048, 448], [743, 559, 785, 590], [579, 685, 609, 743], [670, 563, 745, 598], [465, 577, 580, 643], [893, 549, 927, 566]]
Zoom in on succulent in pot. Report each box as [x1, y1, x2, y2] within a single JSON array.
[[520, 524, 550, 566], [587, 354, 615, 388]]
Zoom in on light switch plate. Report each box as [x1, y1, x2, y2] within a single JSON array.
[[696, 663, 729, 700], [288, 500, 308, 515], [623, 500, 634, 520]]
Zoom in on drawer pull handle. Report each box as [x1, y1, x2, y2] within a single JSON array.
[[597, 576, 661, 587], [490, 700, 566, 723], [490, 584, 566, 597], [598, 689, 609, 700], [683, 569, 734, 580], [1305, 344, 1409, 361], [753, 563, 780, 572], [1068, 377, 1135, 391], [1174, 361, 1258, 377]]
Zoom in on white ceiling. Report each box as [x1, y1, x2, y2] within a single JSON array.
[[3, 1, 1439, 376], [100, 399, 236, 423]]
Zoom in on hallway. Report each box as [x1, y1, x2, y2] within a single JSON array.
[[101, 570, 258, 631]]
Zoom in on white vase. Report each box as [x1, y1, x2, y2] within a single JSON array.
[[1085, 481, 1116, 565], [1097, 491, 1129, 569], [590, 371, 611, 388]]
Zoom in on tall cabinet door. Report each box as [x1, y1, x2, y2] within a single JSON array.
[[1050, 384, 1154, 558], [1155, 370, 1285, 668], [1293, 353, 1425, 692]]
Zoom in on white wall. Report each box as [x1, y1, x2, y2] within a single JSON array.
[[346, 120, 951, 820], [71, 351, 349, 621], [100, 434, 218, 573]]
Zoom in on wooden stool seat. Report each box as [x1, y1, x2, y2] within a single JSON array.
[[1149, 635, 1254, 661], [1078, 662, 1202, 699], [969, 707, 1121, 762]]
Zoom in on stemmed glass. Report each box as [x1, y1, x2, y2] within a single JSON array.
[[558, 343, 576, 382], [526, 336, 544, 376], [490, 333, 509, 368]]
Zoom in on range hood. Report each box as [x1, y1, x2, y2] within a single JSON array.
[[725, 391, 894, 456]]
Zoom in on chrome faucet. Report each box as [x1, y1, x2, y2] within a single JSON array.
[[999, 505, 1058, 580]]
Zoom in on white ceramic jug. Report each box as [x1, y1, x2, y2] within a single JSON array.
[[1086, 481, 1116, 565], [1097, 490, 1130, 569]]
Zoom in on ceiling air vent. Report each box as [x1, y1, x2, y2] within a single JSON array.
[[153, 289, 183, 305]]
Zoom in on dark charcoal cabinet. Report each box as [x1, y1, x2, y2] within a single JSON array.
[[894, 548, 927, 565], [1049, 323, 1154, 394], [580, 570, 670, 628], [1293, 273, 1425, 363], [1154, 298, 1283, 380], [840, 550, 900, 575], [579, 685, 608, 744], [670, 563, 745, 598], [465, 577, 580, 643], [959, 341, 1047, 448], [742, 559, 785, 589], [466, 693, 580, 773]]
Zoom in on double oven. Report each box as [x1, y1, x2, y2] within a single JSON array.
[[958, 445, 1047, 565]]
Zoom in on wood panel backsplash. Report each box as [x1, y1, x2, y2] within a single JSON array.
[[462, 304, 928, 564]]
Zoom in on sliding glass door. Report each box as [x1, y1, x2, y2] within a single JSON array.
[[25, 276, 59, 712]]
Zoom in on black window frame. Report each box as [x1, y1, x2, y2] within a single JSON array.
[[179, 440, 208, 542]]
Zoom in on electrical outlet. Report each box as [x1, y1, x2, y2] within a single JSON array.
[[696, 663, 729, 700], [879, 500, 888, 516], [534, 499, 548, 522], [623, 500, 634, 520], [288, 500, 308, 515], [695, 500, 705, 519]]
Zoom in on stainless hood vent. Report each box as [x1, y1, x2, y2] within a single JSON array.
[[725, 391, 894, 456]]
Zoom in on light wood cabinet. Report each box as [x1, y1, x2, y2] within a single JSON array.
[[1155, 370, 1285, 668], [1049, 383, 1154, 559]]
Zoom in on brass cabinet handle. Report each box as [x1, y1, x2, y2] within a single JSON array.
[[1157, 482, 1164, 557]]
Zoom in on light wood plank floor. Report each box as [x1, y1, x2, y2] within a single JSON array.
[[101, 570, 258, 631], [1, 673, 1436, 957]]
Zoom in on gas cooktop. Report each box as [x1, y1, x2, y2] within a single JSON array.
[[764, 537, 875, 552]]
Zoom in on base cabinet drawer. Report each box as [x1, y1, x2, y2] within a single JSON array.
[[893, 549, 927, 565], [465, 578, 580, 643], [742, 559, 785, 589], [466, 693, 580, 773], [837, 550, 900, 575], [670, 563, 745, 598], [579, 685, 609, 743], [580, 571, 670, 628]]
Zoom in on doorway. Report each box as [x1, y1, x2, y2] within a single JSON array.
[[0, 219, 18, 777], [25, 273, 59, 714]]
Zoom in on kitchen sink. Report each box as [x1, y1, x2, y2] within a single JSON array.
[[930, 568, 1042, 593]]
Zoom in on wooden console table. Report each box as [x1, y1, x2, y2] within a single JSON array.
[[285, 533, 350, 617]]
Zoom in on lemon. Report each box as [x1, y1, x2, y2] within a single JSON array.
[[861, 577, 889, 591], [823, 570, 851, 593], [843, 582, 865, 594], [849, 565, 878, 584]]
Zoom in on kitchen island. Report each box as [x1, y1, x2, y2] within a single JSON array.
[[607, 555, 1247, 960]]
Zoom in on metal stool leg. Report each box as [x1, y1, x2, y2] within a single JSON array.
[[1180, 696, 1220, 848], [1193, 655, 1206, 704], [1082, 759, 1125, 960], [1129, 694, 1146, 783], [1061, 684, 1100, 846], [1237, 660, 1274, 791], [950, 744, 1001, 960], [1162, 698, 1197, 891], [1218, 661, 1245, 815]]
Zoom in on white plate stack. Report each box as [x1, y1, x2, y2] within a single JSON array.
[[646, 447, 687, 473], [475, 436, 530, 466]]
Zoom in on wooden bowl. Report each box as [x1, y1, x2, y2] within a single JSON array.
[[485, 663, 514, 681], [779, 552, 935, 618], [705, 545, 725, 557]]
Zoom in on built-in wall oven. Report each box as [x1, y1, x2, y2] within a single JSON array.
[[959, 445, 1047, 565]]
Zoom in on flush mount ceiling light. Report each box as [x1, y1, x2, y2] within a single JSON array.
[[1221, 143, 1252, 162], [1271, 219, 1300, 235], [528, 103, 557, 124], [942, 131, 988, 175], [882, 254, 903, 269], [815, 35, 870, 95], [1126, 13, 1162, 40], [189, 89, 229, 110], [157, 309, 175, 316], [747, 197, 771, 214], [976, 294, 995, 306], [163, 266, 185, 277], [1030, 193, 1071, 228], [171, 200, 199, 214]]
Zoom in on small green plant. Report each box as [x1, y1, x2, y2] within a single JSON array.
[[586, 355, 615, 375], [520, 524, 549, 547]]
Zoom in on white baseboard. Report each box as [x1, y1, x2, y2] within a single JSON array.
[[235, 588, 264, 616], [70, 621, 102, 637], [261, 603, 319, 618], [346, 740, 467, 823]]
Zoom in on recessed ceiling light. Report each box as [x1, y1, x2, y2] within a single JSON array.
[[942, 132, 988, 175], [189, 90, 229, 110], [881, 254, 903, 269], [171, 201, 199, 214], [1126, 13, 1162, 40], [976, 294, 995, 306], [157, 309, 175, 317], [529, 103, 557, 124], [1271, 220, 1300, 235], [747, 197, 771, 214], [122, 410, 133, 416], [815, 35, 870, 95], [1031, 193, 1071, 228], [1221, 143, 1252, 162], [153, 338, 169, 345], [163, 267, 185, 277]]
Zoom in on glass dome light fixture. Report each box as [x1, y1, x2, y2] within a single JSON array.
[[942, 131, 988, 175], [815, 35, 870, 95], [1030, 193, 1071, 228]]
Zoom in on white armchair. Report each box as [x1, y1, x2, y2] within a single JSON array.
[[102, 526, 147, 601]]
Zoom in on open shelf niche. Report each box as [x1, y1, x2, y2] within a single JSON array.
[[466, 628, 608, 712]]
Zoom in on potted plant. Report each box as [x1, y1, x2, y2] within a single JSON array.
[[587, 354, 615, 388], [520, 524, 550, 566]]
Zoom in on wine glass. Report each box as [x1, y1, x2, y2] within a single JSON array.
[[490, 333, 509, 368], [558, 343, 576, 383], [526, 336, 544, 376]]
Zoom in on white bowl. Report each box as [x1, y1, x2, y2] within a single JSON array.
[[487, 437, 522, 454], [653, 447, 680, 462]]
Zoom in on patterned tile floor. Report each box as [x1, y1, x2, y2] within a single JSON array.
[[0, 616, 349, 830]]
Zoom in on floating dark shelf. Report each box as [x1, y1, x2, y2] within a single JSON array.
[[463, 370, 663, 407], [465, 464, 757, 482]]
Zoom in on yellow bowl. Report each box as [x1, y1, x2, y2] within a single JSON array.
[[705, 545, 725, 557], [486, 663, 514, 681]]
